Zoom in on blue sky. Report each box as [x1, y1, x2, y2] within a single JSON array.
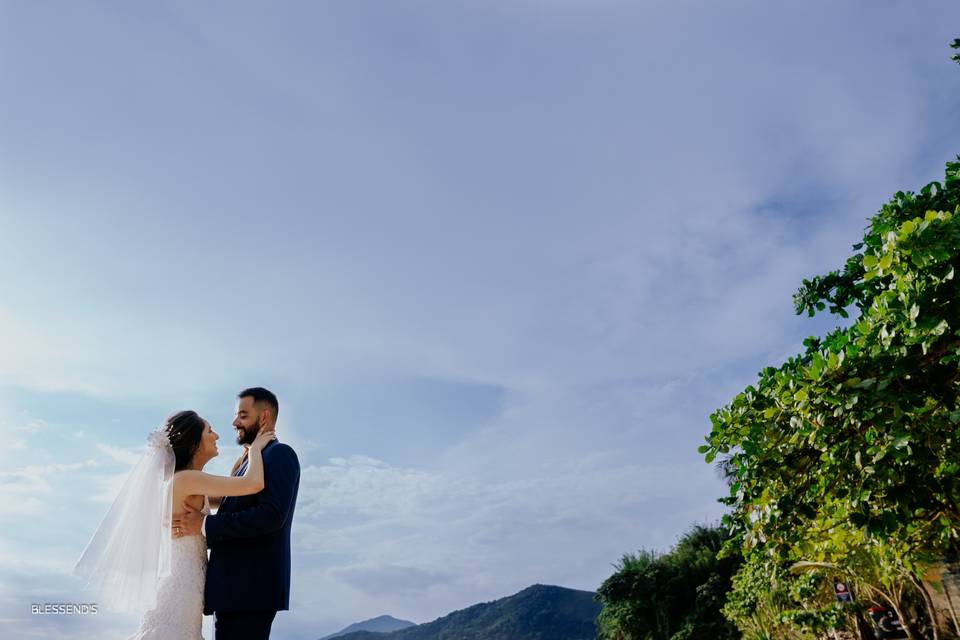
[[2, 2, 960, 638]]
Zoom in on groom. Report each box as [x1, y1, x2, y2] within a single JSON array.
[[174, 387, 300, 640]]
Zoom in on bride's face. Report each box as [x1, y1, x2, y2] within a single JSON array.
[[197, 421, 220, 462]]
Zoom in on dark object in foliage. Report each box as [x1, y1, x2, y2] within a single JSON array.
[[868, 606, 908, 639], [833, 579, 853, 603]]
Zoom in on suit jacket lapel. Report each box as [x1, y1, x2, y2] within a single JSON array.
[[221, 441, 275, 509], [220, 456, 248, 511]]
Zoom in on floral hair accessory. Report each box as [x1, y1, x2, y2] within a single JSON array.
[[147, 426, 172, 450]]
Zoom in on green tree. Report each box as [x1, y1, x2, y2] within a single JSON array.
[[722, 549, 852, 640], [703, 155, 960, 637], [701, 39, 960, 638], [595, 525, 743, 640]]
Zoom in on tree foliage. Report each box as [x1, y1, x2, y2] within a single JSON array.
[[723, 549, 849, 640], [595, 525, 743, 640], [702, 156, 960, 559], [700, 140, 960, 637], [700, 40, 960, 637]]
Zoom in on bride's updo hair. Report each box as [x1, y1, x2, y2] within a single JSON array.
[[165, 410, 206, 471]]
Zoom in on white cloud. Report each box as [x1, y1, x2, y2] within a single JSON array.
[[0, 461, 97, 518], [290, 450, 723, 622], [14, 415, 48, 433], [332, 563, 458, 598], [94, 443, 142, 467], [0, 462, 92, 489], [88, 472, 132, 505]]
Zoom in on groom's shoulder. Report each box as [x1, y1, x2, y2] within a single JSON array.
[[265, 441, 299, 464]]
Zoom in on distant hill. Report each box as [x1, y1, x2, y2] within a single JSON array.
[[333, 584, 601, 640], [320, 614, 418, 639]]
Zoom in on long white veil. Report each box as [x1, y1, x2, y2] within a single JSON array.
[[74, 426, 175, 614]]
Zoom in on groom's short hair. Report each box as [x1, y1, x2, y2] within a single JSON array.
[[239, 387, 279, 420]]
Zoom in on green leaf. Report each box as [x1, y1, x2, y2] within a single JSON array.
[[850, 512, 869, 527], [827, 351, 839, 370]]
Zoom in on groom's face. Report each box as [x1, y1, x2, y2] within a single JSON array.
[[232, 396, 264, 446]]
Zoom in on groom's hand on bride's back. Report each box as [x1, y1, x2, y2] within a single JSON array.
[[172, 504, 204, 537]]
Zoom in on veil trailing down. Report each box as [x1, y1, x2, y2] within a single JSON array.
[[73, 406, 280, 640], [74, 427, 175, 614]]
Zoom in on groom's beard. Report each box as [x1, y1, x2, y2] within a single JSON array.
[[236, 423, 260, 446]]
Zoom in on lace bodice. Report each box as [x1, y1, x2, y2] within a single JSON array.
[[128, 496, 209, 640]]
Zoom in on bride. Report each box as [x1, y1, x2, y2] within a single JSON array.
[[75, 410, 275, 639]]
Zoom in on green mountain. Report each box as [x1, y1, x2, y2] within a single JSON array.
[[320, 614, 418, 639], [334, 584, 600, 640]]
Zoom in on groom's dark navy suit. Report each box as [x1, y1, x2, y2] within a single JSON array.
[[204, 439, 300, 640]]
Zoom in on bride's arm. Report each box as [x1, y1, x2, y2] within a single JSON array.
[[177, 430, 275, 498]]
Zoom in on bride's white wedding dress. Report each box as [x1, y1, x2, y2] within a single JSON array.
[[74, 428, 218, 639], [128, 495, 210, 640]]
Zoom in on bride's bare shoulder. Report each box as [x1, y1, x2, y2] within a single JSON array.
[[173, 469, 202, 483], [172, 469, 203, 493]]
